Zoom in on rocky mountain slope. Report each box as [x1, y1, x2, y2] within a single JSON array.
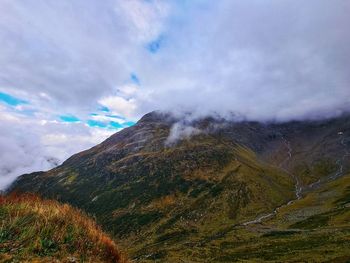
[[9, 111, 350, 262]]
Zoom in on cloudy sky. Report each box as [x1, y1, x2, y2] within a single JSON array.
[[1, 0, 350, 189]]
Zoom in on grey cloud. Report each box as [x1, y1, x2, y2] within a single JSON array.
[[2, 0, 347, 121], [136, 0, 350, 121], [0, 0, 165, 113]]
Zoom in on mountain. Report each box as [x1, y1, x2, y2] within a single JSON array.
[[9, 111, 350, 262], [0, 193, 127, 263]]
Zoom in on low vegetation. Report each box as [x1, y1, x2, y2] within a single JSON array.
[[0, 193, 128, 263], [9, 112, 350, 262]]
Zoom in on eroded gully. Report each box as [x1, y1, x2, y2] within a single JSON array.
[[240, 133, 348, 227]]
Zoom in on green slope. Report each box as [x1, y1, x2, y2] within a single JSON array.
[[9, 112, 350, 262], [182, 174, 350, 263]]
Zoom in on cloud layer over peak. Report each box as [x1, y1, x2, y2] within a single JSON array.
[[136, 0, 350, 121], [1, 0, 350, 189]]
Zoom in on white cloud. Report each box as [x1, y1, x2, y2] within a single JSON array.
[[165, 122, 202, 145], [90, 114, 124, 123], [0, 110, 115, 190], [0, 0, 170, 117], [118, 84, 138, 96], [116, 0, 170, 42], [99, 96, 138, 119]]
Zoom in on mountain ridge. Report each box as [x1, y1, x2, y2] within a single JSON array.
[[9, 111, 350, 262]]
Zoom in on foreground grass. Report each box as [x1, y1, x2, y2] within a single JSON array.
[[0, 193, 128, 263]]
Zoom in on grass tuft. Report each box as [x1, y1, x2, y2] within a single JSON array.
[[0, 193, 128, 263]]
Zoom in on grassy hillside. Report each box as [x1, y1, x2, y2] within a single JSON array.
[[9, 112, 350, 262], [0, 194, 127, 263], [10, 134, 296, 261], [169, 174, 350, 262]]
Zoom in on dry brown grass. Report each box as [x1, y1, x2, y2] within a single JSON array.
[[148, 194, 177, 210], [0, 193, 129, 263]]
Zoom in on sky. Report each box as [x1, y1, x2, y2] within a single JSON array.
[[1, 0, 350, 189]]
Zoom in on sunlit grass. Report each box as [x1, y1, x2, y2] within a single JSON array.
[[0, 193, 128, 262]]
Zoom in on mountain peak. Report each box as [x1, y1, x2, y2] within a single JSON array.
[[9, 113, 350, 262], [137, 110, 177, 125]]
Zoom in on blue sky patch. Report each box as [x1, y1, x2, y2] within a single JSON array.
[[123, 121, 136, 127], [130, 73, 140, 85], [60, 115, 80, 123], [147, 36, 163, 53], [106, 114, 125, 120], [19, 108, 37, 116], [87, 119, 107, 128], [99, 106, 110, 112], [0, 92, 28, 106], [109, 121, 123, 129]]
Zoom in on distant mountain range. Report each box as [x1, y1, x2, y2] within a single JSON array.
[[9, 111, 350, 262]]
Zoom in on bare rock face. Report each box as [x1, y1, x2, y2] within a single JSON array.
[[9, 111, 350, 262]]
